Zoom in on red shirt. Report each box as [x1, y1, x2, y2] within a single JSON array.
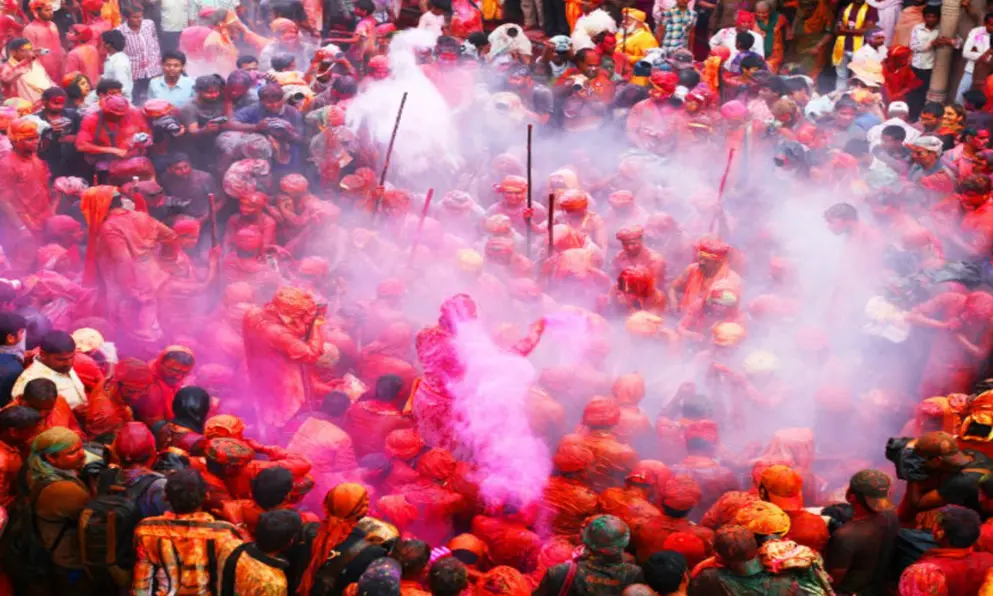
[[914, 548, 993, 596], [0, 150, 51, 232], [76, 107, 150, 151]]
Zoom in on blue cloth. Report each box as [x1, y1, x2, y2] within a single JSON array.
[[0, 353, 23, 408], [147, 75, 196, 106], [855, 112, 882, 132], [234, 103, 305, 172]]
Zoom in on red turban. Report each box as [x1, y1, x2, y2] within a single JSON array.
[[142, 99, 172, 118], [700, 490, 760, 529], [696, 236, 730, 260], [297, 256, 329, 278], [73, 352, 104, 389], [205, 415, 246, 440], [965, 291, 993, 320], [280, 173, 309, 195], [582, 396, 621, 428], [116, 357, 154, 386], [615, 227, 644, 242], [649, 71, 679, 96], [66, 23, 92, 42], [559, 190, 590, 213], [663, 532, 707, 568], [172, 217, 201, 237], [538, 537, 575, 569], [553, 443, 594, 473], [417, 448, 456, 482], [612, 373, 645, 406], [100, 95, 130, 117], [385, 428, 424, 461], [661, 474, 701, 511], [627, 459, 670, 489], [81, 0, 102, 11], [684, 419, 719, 445], [7, 117, 38, 141], [608, 191, 634, 207], [108, 157, 154, 182], [113, 421, 156, 465], [788, 511, 830, 552], [375, 494, 417, 529], [477, 566, 530, 596], [720, 100, 748, 122], [899, 563, 947, 596], [205, 438, 255, 467], [485, 237, 515, 257]]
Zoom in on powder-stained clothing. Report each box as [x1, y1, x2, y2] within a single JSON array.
[[31, 476, 90, 569], [22, 19, 64, 83], [538, 476, 601, 541], [12, 359, 86, 409], [0, 441, 21, 507], [534, 555, 644, 596], [0, 148, 52, 235], [215, 539, 290, 596], [132, 511, 241, 596]]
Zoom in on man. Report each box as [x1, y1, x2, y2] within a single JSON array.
[[92, 188, 177, 345], [487, 175, 546, 234], [418, 0, 450, 36], [132, 469, 242, 595], [619, 8, 659, 65], [658, 0, 696, 55], [566, 397, 639, 492], [0, 313, 26, 407], [285, 392, 359, 497], [689, 525, 803, 594], [101, 30, 133, 100], [710, 10, 764, 69], [243, 287, 337, 432], [539, 443, 599, 541], [853, 27, 888, 66], [613, 226, 665, 288], [833, 0, 878, 91], [117, 5, 161, 103], [643, 552, 688, 596], [204, 436, 311, 501], [148, 50, 194, 104], [0, 406, 41, 505], [216, 509, 300, 594], [111, 421, 169, 517], [159, 152, 216, 221], [905, 505, 993, 595], [758, 465, 830, 551], [824, 469, 899, 595], [627, 70, 679, 153], [65, 24, 100, 86], [258, 18, 315, 72], [224, 192, 277, 252], [669, 237, 741, 312], [0, 117, 52, 239], [85, 358, 152, 442], [429, 557, 469, 596], [959, 15, 993, 103], [35, 86, 81, 178], [395, 539, 431, 596], [231, 84, 305, 175], [75, 95, 149, 173], [343, 376, 414, 458], [534, 515, 644, 595], [556, 189, 608, 250], [156, 385, 211, 455], [12, 330, 85, 408], [12, 377, 80, 437], [906, 135, 953, 190], [0, 37, 53, 103], [22, 0, 63, 84], [178, 74, 228, 166]]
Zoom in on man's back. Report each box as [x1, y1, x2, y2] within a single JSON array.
[[824, 510, 899, 596], [132, 511, 240, 595], [688, 565, 804, 596], [535, 556, 644, 596]]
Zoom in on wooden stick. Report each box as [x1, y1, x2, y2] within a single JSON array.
[[373, 92, 409, 216], [207, 193, 218, 248], [526, 124, 533, 260], [405, 188, 435, 273], [547, 192, 555, 256], [709, 148, 735, 238]]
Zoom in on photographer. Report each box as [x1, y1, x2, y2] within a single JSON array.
[[0, 37, 55, 104], [34, 86, 82, 178], [179, 74, 231, 168], [230, 83, 304, 176]]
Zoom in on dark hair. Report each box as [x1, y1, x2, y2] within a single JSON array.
[[165, 469, 207, 513], [985, 11, 993, 23], [0, 312, 26, 341], [255, 509, 302, 552], [662, 504, 691, 518], [354, 0, 375, 13], [843, 138, 870, 158], [23, 378, 57, 405], [739, 54, 764, 71], [162, 50, 187, 65], [102, 30, 126, 52], [964, 88, 988, 109], [937, 473, 981, 510], [41, 86, 67, 101], [163, 151, 191, 169], [735, 31, 755, 49], [467, 31, 489, 48], [236, 55, 258, 68], [429, 557, 468, 596], [824, 202, 858, 222], [834, 96, 858, 112], [121, 3, 143, 16], [922, 101, 944, 117], [332, 75, 358, 96], [271, 53, 295, 71], [0, 405, 42, 431], [162, 349, 195, 368], [96, 78, 124, 95], [574, 48, 596, 66], [881, 124, 907, 142], [430, 0, 452, 11], [6, 37, 29, 53], [374, 375, 404, 403], [784, 76, 810, 94], [251, 466, 294, 509], [395, 539, 431, 579], [40, 330, 75, 354], [643, 551, 688, 594], [259, 83, 284, 101], [935, 505, 981, 547], [714, 525, 758, 564], [319, 392, 351, 417], [194, 74, 224, 93], [923, 4, 941, 17]]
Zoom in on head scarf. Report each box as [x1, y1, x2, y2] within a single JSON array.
[[477, 566, 530, 596], [735, 501, 791, 536], [663, 532, 707, 568], [204, 438, 255, 466], [661, 474, 702, 511], [112, 421, 156, 465], [8, 117, 38, 142], [701, 490, 761, 529], [301, 483, 370, 595], [385, 428, 424, 461], [582, 396, 621, 428], [115, 358, 154, 387], [204, 415, 245, 440], [417, 448, 456, 483], [553, 443, 594, 474], [27, 427, 81, 488], [582, 514, 630, 558], [73, 352, 103, 389]]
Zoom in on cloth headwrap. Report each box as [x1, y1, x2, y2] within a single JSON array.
[[628, 459, 670, 488], [67, 23, 92, 41], [279, 173, 308, 195], [269, 17, 297, 34], [7, 117, 38, 141], [612, 373, 645, 406], [625, 311, 664, 337], [477, 566, 530, 596], [608, 191, 634, 207], [684, 419, 719, 444], [735, 501, 791, 536], [417, 448, 456, 482], [112, 421, 156, 464], [582, 396, 621, 428], [907, 135, 944, 155], [100, 95, 130, 117], [73, 352, 103, 389], [701, 491, 760, 529], [271, 287, 318, 321], [485, 237, 514, 257], [297, 256, 329, 278], [696, 236, 730, 259], [28, 427, 81, 487], [115, 357, 154, 385], [899, 563, 947, 596], [553, 443, 594, 473], [142, 99, 171, 119], [495, 175, 527, 193], [649, 71, 679, 96], [712, 322, 746, 347], [204, 415, 245, 440], [663, 532, 707, 568], [582, 514, 630, 557], [448, 533, 488, 559], [80, 0, 101, 11], [385, 428, 424, 461], [720, 100, 748, 122], [172, 217, 201, 236], [45, 215, 82, 238], [204, 437, 255, 466], [548, 168, 579, 190], [661, 474, 701, 511], [80, 185, 117, 286], [615, 226, 644, 242], [37, 244, 67, 270], [559, 190, 589, 213], [300, 483, 370, 596]]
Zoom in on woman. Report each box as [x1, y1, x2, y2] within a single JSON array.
[[61, 72, 92, 109]]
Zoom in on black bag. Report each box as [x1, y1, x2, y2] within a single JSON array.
[[0, 481, 70, 586], [79, 474, 159, 575]]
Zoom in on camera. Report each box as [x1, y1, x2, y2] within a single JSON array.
[[154, 115, 183, 136], [886, 436, 929, 481]]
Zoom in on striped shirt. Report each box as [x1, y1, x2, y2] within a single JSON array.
[[118, 19, 162, 80]]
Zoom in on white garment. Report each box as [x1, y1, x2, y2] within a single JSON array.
[[12, 359, 87, 408], [160, 0, 191, 32], [909, 23, 939, 70], [852, 43, 888, 65], [866, 116, 920, 148], [102, 51, 134, 100], [417, 11, 445, 36], [962, 26, 991, 74], [708, 27, 764, 70]]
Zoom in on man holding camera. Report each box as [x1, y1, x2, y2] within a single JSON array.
[[0, 37, 54, 103]]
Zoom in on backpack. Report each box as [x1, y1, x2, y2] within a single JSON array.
[[78, 474, 159, 578], [0, 480, 70, 587]]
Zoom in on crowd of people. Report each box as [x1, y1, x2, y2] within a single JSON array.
[[0, 0, 991, 593]]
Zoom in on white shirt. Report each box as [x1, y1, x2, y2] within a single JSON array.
[[103, 51, 134, 100], [852, 43, 888, 65], [709, 27, 764, 70], [12, 359, 87, 408], [418, 11, 445, 36], [962, 25, 991, 73], [160, 0, 190, 32], [909, 23, 940, 70]]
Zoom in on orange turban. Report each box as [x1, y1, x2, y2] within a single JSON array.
[[700, 491, 760, 529], [385, 428, 424, 461], [553, 443, 594, 474], [735, 501, 791, 536], [559, 189, 589, 212], [204, 415, 246, 440], [477, 566, 530, 596], [7, 117, 38, 141], [627, 459, 670, 490], [270, 286, 317, 320], [696, 236, 730, 260], [417, 448, 456, 482], [661, 474, 701, 512], [142, 99, 172, 118], [612, 373, 645, 406], [582, 396, 621, 428], [616, 226, 644, 242], [662, 532, 707, 568]]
